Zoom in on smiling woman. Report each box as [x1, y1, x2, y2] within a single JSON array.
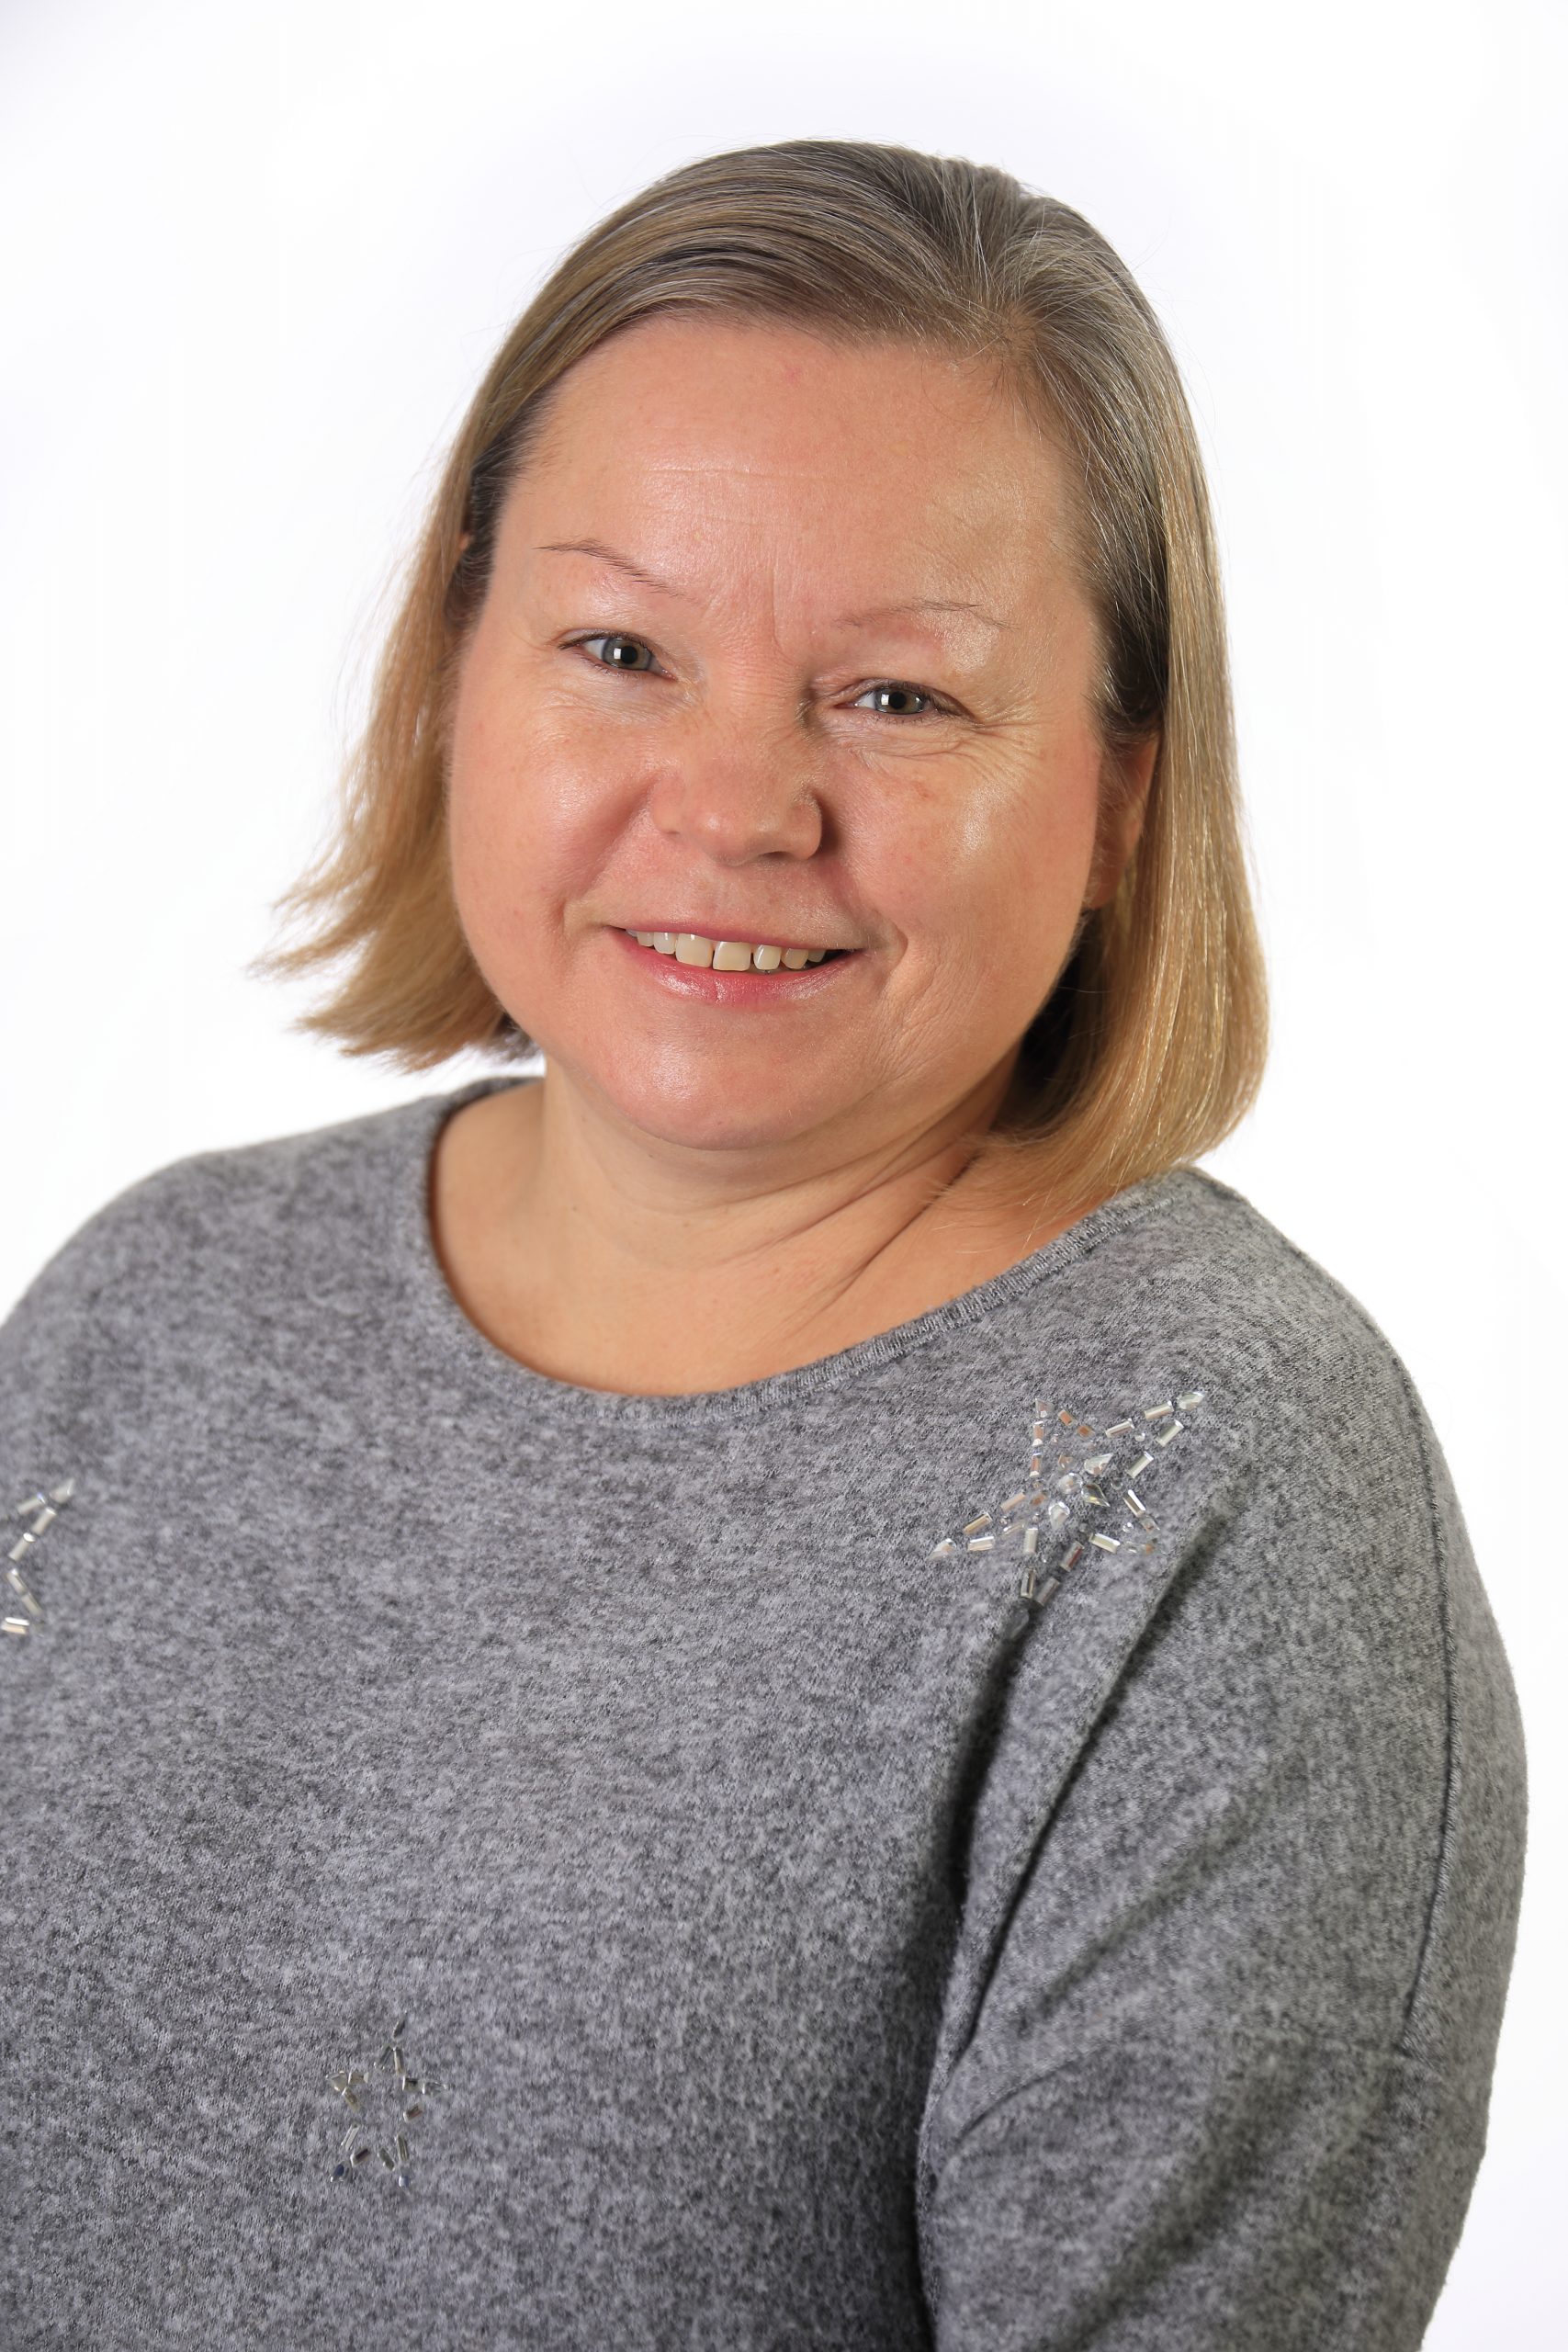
[[409, 307, 1187, 1387], [247, 148, 1265, 1270], [0, 139, 1525, 2351]]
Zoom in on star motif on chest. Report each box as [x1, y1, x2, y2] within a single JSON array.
[[326, 2014, 449, 2189], [930, 1389, 1206, 1605], [4, 1478, 76, 1640]]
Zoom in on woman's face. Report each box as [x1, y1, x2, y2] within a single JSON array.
[[446, 315, 1150, 1160]]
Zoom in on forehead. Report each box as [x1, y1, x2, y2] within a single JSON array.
[[511, 315, 1073, 603]]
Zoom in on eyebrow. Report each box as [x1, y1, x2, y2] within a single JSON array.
[[536, 538, 1010, 636]]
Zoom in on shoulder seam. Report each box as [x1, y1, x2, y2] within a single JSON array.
[[1217, 1206, 1455, 2053], [1383, 1351, 1455, 2059]]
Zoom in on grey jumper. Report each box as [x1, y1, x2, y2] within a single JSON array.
[[0, 1074, 1528, 2347]]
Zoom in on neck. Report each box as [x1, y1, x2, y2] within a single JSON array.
[[434, 1056, 1041, 1396]]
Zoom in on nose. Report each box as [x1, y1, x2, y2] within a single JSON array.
[[644, 708, 828, 865]]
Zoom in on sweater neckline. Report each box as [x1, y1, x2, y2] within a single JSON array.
[[396, 1072, 1192, 1429]]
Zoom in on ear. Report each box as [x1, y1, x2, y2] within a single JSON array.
[[1085, 731, 1159, 910]]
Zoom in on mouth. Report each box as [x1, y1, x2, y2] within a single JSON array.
[[610, 926, 864, 1005], [618, 926, 853, 971]]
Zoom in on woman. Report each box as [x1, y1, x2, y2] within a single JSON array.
[[1, 139, 1526, 2348]]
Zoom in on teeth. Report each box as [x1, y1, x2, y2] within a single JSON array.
[[629, 930, 833, 971]]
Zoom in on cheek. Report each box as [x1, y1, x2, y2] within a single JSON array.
[[874, 737, 1100, 971], [446, 741, 513, 946], [444, 669, 557, 974], [446, 663, 580, 904], [994, 786, 1099, 959]]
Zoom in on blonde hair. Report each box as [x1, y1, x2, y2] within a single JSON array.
[[249, 138, 1268, 1220]]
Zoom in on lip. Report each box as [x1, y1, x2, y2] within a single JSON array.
[[609, 926, 865, 1006]]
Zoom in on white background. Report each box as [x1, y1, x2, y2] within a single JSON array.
[[2, 0, 1562, 2334]]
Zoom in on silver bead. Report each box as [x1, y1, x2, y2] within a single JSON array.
[[323, 2013, 446, 2188], [933, 1385, 1207, 1604]]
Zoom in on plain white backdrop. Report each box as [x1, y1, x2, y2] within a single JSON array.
[[2, 0, 1562, 2335]]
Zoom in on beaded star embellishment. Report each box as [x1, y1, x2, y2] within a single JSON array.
[[931, 1390, 1205, 1605], [4, 1477, 75, 1639], [326, 2015, 448, 2189]]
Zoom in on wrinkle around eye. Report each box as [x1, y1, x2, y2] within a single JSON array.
[[558, 630, 970, 727]]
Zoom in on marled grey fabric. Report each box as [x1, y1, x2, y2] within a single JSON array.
[[1, 1073, 1527, 2349]]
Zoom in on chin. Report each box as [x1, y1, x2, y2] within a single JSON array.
[[580, 1055, 850, 1153]]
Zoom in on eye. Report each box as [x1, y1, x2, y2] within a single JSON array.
[[562, 633, 951, 722], [566, 631, 661, 673], [849, 680, 944, 720]]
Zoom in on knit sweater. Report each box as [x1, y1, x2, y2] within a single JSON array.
[[0, 1072, 1528, 2350]]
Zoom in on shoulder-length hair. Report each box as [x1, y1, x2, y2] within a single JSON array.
[[250, 138, 1268, 1221]]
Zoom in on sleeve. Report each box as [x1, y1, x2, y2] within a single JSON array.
[[0, 1161, 184, 1469], [0, 1204, 107, 1460], [917, 1354, 1528, 2351]]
